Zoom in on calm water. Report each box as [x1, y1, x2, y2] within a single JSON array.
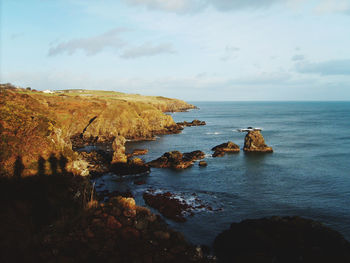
[[95, 102, 350, 246]]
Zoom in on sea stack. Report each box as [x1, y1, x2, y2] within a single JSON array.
[[243, 130, 273, 152]]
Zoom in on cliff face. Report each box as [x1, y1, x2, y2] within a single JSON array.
[[0, 88, 195, 176]]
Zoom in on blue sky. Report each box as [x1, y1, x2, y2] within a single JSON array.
[[1, 0, 350, 100]]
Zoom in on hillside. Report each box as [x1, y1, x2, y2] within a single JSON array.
[[0, 86, 195, 177]]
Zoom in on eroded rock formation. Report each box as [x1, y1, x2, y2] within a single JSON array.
[[243, 130, 273, 152]]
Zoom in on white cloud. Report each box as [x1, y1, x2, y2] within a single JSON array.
[[48, 28, 127, 56], [120, 43, 176, 59]]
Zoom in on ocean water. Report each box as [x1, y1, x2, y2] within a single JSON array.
[[96, 102, 350, 246]]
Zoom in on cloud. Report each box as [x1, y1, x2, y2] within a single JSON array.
[[48, 28, 127, 56], [296, 59, 350, 75], [123, 0, 281, 13], [315, 0, 350, 15], [220, 45, 240, 61], [292, 54, 305, 61], [120, 43, 176, 59]]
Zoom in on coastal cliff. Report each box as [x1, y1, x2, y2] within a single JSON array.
[[0, 86, 195, 177]]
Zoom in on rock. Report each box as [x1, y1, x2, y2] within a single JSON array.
[[198, 161, 207, 167], [106, 215, 122, 229], [111, 136, 128, 163], [177, 120, 206, 127], [154, 231, 171, 240], [134, 180, 146, 185], [121, 227, 140, 240], [213, 216, 350, 263], [127, 149, 148, 158], [183, 150, 205, 161], [147, 150, 204, 169], [134, 219, 148, 231], [243, 130, 273, 152], [110, 160, 150, 175], [212, 151, 225, 157], [143, 191, 188, 222], [211, 141, 240, 158], [116, 196, 136, 210]]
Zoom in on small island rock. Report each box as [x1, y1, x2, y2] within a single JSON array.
[[243, 130, 273, 152]]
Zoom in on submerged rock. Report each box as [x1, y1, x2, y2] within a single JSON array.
[[211, 141, 240, 157], [213, 216, 350, 263], [243, 130, 273, 152], [148, 150, 205, 169]]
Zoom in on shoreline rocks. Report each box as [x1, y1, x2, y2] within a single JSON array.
[[211, 141, 240, 157], [243, 130, 273, 152], [213, 216, 350, 263]]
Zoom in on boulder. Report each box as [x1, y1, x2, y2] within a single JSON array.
[[214, 216, 350, 263], [211, 141, 240, 157], [243, 130, 273, 152]]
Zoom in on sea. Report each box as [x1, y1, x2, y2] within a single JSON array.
[[94, 101, 350, 246]]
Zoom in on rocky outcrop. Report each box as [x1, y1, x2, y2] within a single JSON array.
[[213, 216, 350, 263], [211, 141, 240, 157], [243, 130, 273, 152], [147, 150, 205, 169], [177, 120, 206, 127]]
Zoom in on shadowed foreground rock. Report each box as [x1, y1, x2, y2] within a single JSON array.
[[212, 141, 240, 157], [213, 216, 350, 263], [243, 130, 273, 152], [40, 196, 214, 263]]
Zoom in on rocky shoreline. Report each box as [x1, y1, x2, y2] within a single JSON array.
[[1, 86, 350, 262]]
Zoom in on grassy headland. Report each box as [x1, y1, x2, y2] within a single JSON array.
[[0, 84, 195, 177]]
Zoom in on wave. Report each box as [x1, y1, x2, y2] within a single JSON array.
[[206, 132, 221, 135]]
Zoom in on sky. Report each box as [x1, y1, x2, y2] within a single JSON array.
[[1, 0, 350, 101]]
